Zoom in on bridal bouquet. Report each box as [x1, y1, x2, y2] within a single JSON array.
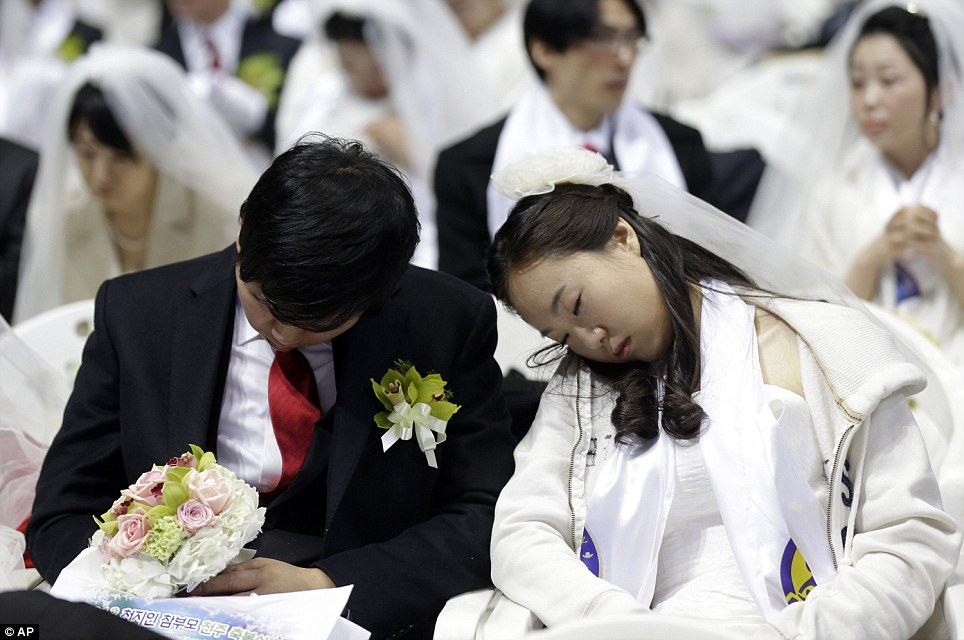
[[89, 445, 265, 599]]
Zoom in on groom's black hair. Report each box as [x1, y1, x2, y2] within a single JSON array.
[[237, 134, 419, 331]]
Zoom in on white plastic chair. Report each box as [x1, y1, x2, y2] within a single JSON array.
[[12, 299, 95, 385]]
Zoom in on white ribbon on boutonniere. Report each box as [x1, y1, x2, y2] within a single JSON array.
[[381, 401, 449, 468], [371, 359, 460, 469]]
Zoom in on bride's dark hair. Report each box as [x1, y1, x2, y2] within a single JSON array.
[[487, 182, 754, 441]]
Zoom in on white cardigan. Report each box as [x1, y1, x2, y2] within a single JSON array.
[[490, 294, 961, 640]]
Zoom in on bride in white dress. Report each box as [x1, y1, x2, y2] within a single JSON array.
[[748, 0, 964, 369]]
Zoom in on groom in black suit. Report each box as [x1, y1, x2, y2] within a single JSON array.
[[434, 0, 755, 292], [27, 136, 516, 639]]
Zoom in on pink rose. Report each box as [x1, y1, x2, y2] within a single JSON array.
[[122, 468, 168, 507], [186, 468, 234, 515], [176, 500, 216, 534], [108, 513, 151, 558]]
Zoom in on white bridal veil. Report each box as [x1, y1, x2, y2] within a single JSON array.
[[746, 0, 964, 244], [13, 43, 258, 323]]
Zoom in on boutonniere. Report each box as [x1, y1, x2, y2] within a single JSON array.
[[236, 52, 285, 110], [251, 0, 281, 13], [371, 359, 461, 468], [58, 33, 86, 63]]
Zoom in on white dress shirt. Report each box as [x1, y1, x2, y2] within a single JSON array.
[[176, 4, 247, 75], [217, 296, 336, 491]]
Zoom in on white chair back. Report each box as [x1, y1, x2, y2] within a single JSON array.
[[13, 299, 95, 384]]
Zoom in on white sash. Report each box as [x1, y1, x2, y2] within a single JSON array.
[[485, 83, 685, 239], [582, 285, 835, 618]]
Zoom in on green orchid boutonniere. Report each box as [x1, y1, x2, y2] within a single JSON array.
[[58, 33, 86, 63], [251, 0, 281, 14], [371, 359, 460, 468], [236, 52, 285, 110]]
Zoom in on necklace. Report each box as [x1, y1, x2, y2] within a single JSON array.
[[108, 223, 148, 253]]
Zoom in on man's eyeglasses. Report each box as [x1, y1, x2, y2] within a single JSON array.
[[583, 29, 647, 56]]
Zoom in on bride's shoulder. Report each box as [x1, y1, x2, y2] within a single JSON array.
[[754, 306, 804, 398]]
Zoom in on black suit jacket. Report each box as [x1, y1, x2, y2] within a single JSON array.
[[155, 17, 300, 151], [0, 138, 39, 322], [434, 112, 716, 291], [27, 246, 516, 639]]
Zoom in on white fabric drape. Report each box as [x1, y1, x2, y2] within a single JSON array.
[[0, 315, 70, 582]]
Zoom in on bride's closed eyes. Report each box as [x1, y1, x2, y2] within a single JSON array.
[[558, 293, 583, 347]]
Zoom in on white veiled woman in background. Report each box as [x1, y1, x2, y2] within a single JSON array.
[[747, 0, 964, 369], [275, 0, 492, 269], [13, 43, 258, 323]]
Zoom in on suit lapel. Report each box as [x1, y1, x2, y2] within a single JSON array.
[[238, 19, 261, 59], [325, 296, 411, 525], [157, 26, 187, 68], [168, 247, 237, 454]]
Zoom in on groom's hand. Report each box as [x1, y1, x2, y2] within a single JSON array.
[[188, 557, 335, 596]]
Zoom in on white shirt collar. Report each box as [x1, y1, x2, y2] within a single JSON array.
[[177, 3, 249, 73], [232, 295, 336, 359], [234, 294, 262, 347]]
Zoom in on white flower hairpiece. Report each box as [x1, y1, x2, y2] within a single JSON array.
[[491, 148, 615, 202]]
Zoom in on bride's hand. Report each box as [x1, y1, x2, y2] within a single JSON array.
[[884, 205, 941, 256], [845, 205, 939, 299]]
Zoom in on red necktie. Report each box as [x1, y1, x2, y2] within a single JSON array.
[[268, 349, 322, 493], [583, 142, 599, 153], [206, 37, 222, 71]]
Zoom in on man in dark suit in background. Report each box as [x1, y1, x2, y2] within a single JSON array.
[[27, 136, 516, 639], [0, 138, 38, 322], [435, 0, 719, 292], [156, 0, 300, 162]]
